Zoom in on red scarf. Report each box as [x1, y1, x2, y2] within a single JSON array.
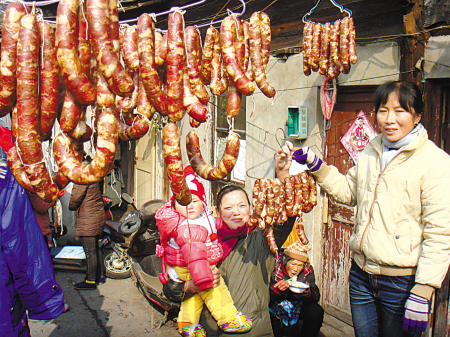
[[216, 217, 256, 262]]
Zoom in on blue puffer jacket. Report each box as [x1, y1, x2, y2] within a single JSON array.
[[0, 150, 65, 336]]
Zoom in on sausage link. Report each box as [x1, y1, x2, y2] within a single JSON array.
[[38, 20, 59, 141], [7, 146, 34, 192], [137, 73, 156, 120], [303, 171, 317, 213], [155, 31, 168, 67], [210, 27, 228, 96], [265, 179, 275, 226], [185, 26, 210, 105], [300, 171, 310, 213], [0, 3, 26, 116], [108, 0, 120, 53], [163, 123, 192, 206], [166, 10, 185, 122], [319, 22, 331, 75], [116, 107, 150, 141], [200, 26, 215, 84], [17, 14, 41, 165], [266, 226, 278, 253], [327, 50, 339, 79], [258, 178, 268, 229], [292, 174, 303, 216], [60, 91, 82, 133], [272, 178, 282, 224], [340, 16, 350, 73], [278, 187, 288, 223], [284, 176, 295, 217], [226, 83, 242, 118], [53, 107, 118, 184], [186, 129, 240, 181], [11, 106, 18, 142], [96, 72, 116, 108], [249, 12, 275, 98], [86, 0, 134, 96], [116, 71, 139, 113], [309, 23, 322, 72], [242, 21, 253, 81], [220, 15, 255, 96], [78, 3, 91, 80], [56, 0, 96, 105], [183, 62, 207, 123], [137, 13, 168, 115], [302, 21, 313, 76], [349, 17, 357, 64], [122, 25, 140, 73], [258, 12, 271, 72], [190, 117, 201, 128], [68, 107, 92, 142], [249, 179, 261, 226], [330, 20, 343, 73], [295, 215, 309, 245]]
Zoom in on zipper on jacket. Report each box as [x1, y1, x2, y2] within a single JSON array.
[[358, 143, 405, 270]]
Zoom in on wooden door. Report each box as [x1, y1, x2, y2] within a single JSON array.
[[321, 85, 378, 325], [422, 79, 450, 337]]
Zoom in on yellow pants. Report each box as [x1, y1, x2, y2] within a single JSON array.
[[174, 266, 237, 326]]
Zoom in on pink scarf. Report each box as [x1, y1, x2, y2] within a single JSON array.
[[216, 217, 256, 262]]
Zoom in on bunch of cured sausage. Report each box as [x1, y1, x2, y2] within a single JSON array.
[[1, 0, 275, 204], [249, 171, 317, 253], [303, 16, 357, 78]]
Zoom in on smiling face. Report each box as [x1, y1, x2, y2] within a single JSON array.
[[217, 190, 251, 229], [285, 259, 305, 278], [376, 92, 421, 142], [174, 194, 204, 219]]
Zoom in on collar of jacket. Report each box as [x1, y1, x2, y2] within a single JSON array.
[[369, 129, 429, 171]]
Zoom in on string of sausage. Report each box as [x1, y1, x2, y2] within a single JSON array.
[[303, 16, 357, 78]]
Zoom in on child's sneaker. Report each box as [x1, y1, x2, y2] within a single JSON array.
[[220, 312, 252, 333], [178, 324, 206, 337]]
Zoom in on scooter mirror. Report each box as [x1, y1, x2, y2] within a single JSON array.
[[122, 193, 134, 204]]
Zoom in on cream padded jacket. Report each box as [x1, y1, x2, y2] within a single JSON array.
[[314, 130, 450, 300]]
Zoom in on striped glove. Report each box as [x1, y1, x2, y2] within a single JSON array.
[[292, 147, 323, 172], [403, 293, 429, 332]]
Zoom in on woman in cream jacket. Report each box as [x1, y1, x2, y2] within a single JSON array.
[[281, 80, 450, 337]]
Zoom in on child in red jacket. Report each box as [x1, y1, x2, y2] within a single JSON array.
[[155, 166, 251, 337]]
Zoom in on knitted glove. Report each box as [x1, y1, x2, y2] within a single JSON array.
[[403, 294, 429, 332], [292, 147, 323, 172]]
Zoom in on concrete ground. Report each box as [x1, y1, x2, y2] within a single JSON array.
[[29, 269, 354, 337]]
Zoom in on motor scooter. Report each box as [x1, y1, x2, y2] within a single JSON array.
[[120, 199, 181, 321]]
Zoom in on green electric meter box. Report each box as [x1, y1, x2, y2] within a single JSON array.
[[287, 106, 308, 139]]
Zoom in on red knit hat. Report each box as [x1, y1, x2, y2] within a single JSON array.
[[171, 165, 207, 204]]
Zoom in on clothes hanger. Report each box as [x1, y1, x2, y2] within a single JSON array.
[[302, 0, 352, 24]]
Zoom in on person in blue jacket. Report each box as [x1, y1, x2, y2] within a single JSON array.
[[0, 124, 65, 336]]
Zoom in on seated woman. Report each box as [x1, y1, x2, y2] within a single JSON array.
[[269, 239, 324, 337], [163, 142, 298, 336]]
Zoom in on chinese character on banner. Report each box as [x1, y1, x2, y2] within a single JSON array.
[[341, 110, 378, 163]]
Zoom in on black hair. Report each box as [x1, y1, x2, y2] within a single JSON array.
[[216, 185, 250, 208], [374, 80, 423, 116]]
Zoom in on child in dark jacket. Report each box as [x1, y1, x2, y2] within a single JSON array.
[[269, 240, 324, 337], [155, 166, 251, 337]]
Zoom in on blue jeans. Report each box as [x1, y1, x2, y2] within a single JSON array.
[[349, 261, 422, 337]]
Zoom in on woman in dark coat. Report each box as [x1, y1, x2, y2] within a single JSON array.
[[69, 181, 106, 290]]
